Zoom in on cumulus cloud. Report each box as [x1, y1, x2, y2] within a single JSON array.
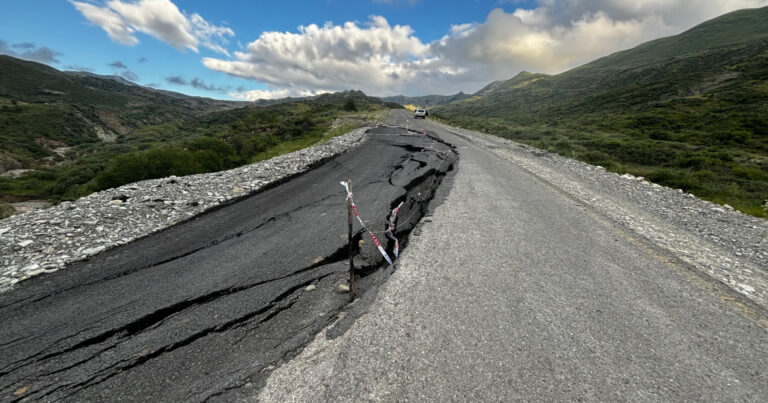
[[204, 0, 768, 98], [203, 16, 435, 96], [166, 76, 187, 85], [71, 1, 138, 45], [18, 47, 62, 64], [228, 88, 331, 101], [166, 75, 228, 92], [12, 42, 36, 50], [66, 64, 94, 72], [190, 77, 227, 92], [70, 0, 234, 54], [120, 70, 139, 81], [0, 39, 62, 64], [442, 0, 768, 75], [108, 60, 138, 81]]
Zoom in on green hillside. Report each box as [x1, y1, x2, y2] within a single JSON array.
[[244, 89, 402, 109], [0, 55, 242, 170], [435, 6, 768, 217], [0, 56, 390, 214]]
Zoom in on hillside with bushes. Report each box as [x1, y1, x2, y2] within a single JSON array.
[[0, 56, 393, 216], [434, 6, 768, 217]]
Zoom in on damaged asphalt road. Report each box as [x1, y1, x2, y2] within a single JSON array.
[[0, 124, 456, 402]]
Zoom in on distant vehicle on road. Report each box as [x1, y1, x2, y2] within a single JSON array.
[[414, 108, 427, 119]]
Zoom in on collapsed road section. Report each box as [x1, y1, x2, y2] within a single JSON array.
[[0, 125, 457, 402]]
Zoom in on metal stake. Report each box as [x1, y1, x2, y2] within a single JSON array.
[[347, 179, 356, 301]]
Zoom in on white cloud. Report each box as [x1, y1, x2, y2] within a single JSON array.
[[0, 40, 62, 64], [431, 0, 768, 82], [228, 88, 331, 101], [205, 0, 768, 99], [204, 16, 435, 96], [70, 0, 233, 54], [71, 1, 138, 46]]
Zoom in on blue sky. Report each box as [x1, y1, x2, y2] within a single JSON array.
[[1, 0, 765, 100]]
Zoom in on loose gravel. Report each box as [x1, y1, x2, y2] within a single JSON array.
[[0, 127, 368, 292], [435, 122, 768, 310]]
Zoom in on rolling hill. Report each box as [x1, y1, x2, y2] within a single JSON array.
[[0, 56, 392, 214], [379, 92, 471, 108], [434, 6, 768, 217], [0, 55, 244, 171]]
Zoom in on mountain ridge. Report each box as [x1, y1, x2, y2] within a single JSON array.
[[434, 6, 768, 217], [0, 55, 392, 211], [378, 92, 471, 108]]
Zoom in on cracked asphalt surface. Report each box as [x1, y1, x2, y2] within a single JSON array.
[[0, 121, 455, 402], [258, 110, 768, 401]]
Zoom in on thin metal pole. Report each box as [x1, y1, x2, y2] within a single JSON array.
[[347, 179, 356, 301]]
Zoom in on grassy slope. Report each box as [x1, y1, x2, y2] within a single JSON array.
[[0, 55, 393, 204], [0, 84, 389, 202], [0, 55, 242, 168], [434, 7, 768, 217]]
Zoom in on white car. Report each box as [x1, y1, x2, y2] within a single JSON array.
[[414, 109, 427, 119]]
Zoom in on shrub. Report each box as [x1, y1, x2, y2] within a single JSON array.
[[343, 98, 357, 112], [186, 136, 235, 157], [95, 146, 205, 190], [0, 203, 14, 219], [649, 131, 672, 141], [714, 130, 751, 145], [646, 169, 700, 192], [732, 165, 768, 180], [672, 154, 721, 170], [578, 150, 622, 172]]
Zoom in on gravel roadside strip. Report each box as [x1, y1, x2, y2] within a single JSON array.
[[435, 122, 768, 311], [0, 127, 369, 292]]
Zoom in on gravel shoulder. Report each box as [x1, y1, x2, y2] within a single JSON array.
[[0, 127, 368, 291]]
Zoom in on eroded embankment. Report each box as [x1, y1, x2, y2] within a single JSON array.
[[0, 127, 457, 402]]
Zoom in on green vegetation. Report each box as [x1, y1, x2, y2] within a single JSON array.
[[0, 203, 14, 220], [0, 54, 396, 205], [1, 98, 388, 202], [343, 97, 358, 111], [434, 6, 768, 217]]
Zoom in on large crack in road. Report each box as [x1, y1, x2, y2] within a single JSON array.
[[0, 123, 457, 402]]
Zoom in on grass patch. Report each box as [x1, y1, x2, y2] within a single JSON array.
[[0, 203, 14, 220], [250, 122, 360, 163]]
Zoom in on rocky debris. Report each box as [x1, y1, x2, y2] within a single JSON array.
[[111, 194, 130, 202], [9, 201, 53, 214], [0, 128, 368, 291], [330, 116, 378, 130], [440, 123, 768, 310]]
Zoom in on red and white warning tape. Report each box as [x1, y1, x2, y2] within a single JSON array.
[[341, 181, 394, 265], [386, 201, 404, 258]]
